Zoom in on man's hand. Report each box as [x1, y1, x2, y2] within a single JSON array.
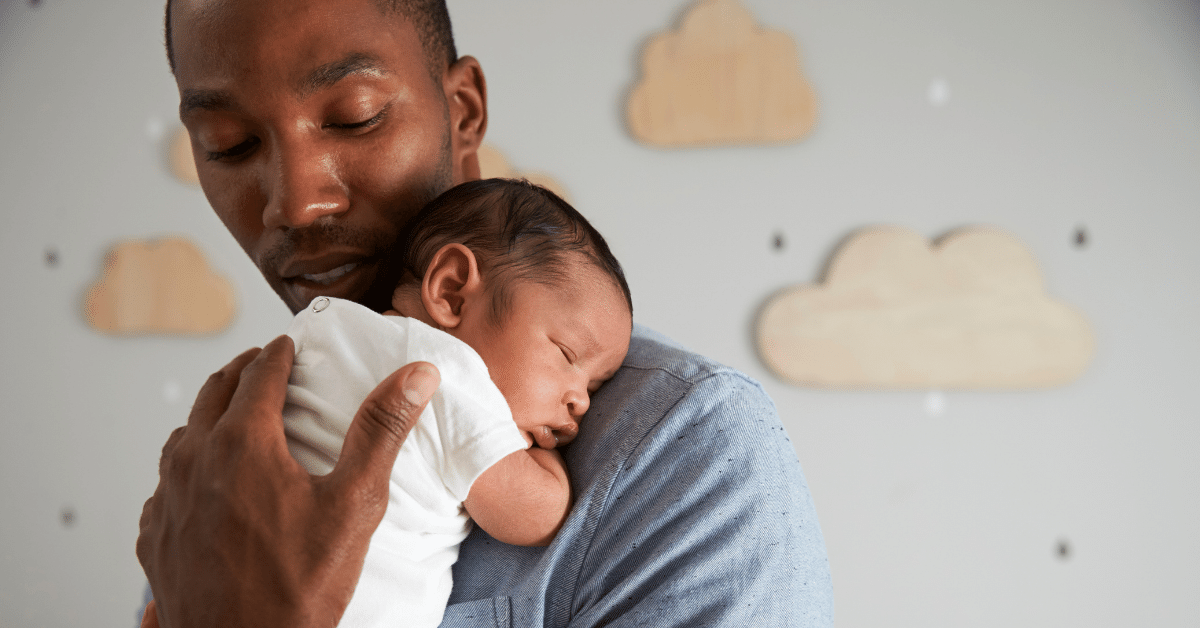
[[136, 335, 440, 628]]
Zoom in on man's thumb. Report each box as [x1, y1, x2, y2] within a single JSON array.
[[331, 362, 440, 496]]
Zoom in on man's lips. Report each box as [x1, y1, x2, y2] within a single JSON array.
[[276, 253, 380, 309], [295, 262, 359, 286], [279, 252, 371, 282]]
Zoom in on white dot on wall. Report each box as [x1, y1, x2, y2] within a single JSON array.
[[928, 77, 951, 107], [924, 390, 946, 416], [163, 379, 182, 404], [145, 116, 166, 141]]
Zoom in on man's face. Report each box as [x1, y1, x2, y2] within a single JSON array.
[[171, 0, 483, 313]]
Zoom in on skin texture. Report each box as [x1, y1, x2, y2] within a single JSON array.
[[138, 0, 486, 626], [391, 244, 633, 546]]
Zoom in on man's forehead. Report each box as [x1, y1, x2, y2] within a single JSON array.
[[170, 0, 419, 88], [172, 0, 387, 20], [170, 0, 400, 55]]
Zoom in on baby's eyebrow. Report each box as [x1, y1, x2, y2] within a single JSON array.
[[578, 330, 603, 357]]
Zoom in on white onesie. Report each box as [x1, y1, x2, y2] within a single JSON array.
[[283, 296, 528, 628]]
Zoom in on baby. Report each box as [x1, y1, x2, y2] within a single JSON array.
[[281, 178, 633, 628]]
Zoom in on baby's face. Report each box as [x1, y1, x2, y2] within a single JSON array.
[[455, 261, 632, 449]]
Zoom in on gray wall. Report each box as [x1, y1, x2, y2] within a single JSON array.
[[2, 0, 1198, 626]]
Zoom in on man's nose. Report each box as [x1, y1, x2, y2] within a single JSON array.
[[262, 136, 348, 229]]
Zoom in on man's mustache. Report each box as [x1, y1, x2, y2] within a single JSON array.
[[258, 222, 391, 272]]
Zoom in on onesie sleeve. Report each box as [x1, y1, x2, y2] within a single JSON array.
[[404, 321, 529, 503]]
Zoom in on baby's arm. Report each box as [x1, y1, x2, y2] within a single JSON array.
[[463, 446, 571, 547]]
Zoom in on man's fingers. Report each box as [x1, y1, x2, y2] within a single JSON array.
[[140, 600, 159, 628], [157, 426, 187, 477], [187, 346, 262, 432], [136, 486, 162, 567], [219, 335, 295, 447], [330, 362, 439, 504]]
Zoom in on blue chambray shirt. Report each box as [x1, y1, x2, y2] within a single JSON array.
[[439, 326, 834, 627]]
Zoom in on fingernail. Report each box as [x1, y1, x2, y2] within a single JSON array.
[[403, 364, 439, 406]]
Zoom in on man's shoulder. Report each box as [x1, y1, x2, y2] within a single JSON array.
[[576, 324, 789, 483], [623, 323, 762, 392]]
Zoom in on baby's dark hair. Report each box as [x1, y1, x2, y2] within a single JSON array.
[[399, 178, 632, 325]]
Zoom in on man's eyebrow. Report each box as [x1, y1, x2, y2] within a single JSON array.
[[177, 53, 387, 118], [179, 90, 234, 118], [299, 53, 388, 95]]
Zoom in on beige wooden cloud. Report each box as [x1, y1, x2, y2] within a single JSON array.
[[757, 227, 1094, 389], [627, 0, 817, 147], [169, 126, 200, 186], [84, 237, 236, 335], [477, 144, 571, 202]]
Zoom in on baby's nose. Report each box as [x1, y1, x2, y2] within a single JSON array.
[[565, 389, 590, 418]]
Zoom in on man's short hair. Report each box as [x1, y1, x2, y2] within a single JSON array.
[[399, 178, 633, 325], [163, 0, 458, 80]]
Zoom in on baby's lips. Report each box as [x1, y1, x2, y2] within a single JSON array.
[[533, 426, 559, 449], [556, 421, 579, 444]]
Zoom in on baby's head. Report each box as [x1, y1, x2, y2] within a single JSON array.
[[390, 178, 633, 449]]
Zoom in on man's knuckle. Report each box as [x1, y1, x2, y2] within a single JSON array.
[[203, 368, 228, 389], [135, 527, 151, 563], [161, 426, 186, 456], [334, 476, 388, 523], [361, 397, 417, 441], [211, 421, 242, 450], [165, 456, 187, 484]]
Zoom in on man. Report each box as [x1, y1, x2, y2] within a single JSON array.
[[137, 0, 834, 626]]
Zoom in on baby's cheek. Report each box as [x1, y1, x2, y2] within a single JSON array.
[[506, 377, 556, 427]]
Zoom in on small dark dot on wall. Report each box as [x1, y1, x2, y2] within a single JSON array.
[[1074, 226, 1088, 248], [60, 506, 77, 528], [772, 231, 785, 252], [30, 0, 42, 7], [45, 248, 59, 267], [1056, 538, 1071, 560]]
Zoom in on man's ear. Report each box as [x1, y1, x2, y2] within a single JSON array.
[[444, 55, 487, 183], [421, 243, 485, 329]]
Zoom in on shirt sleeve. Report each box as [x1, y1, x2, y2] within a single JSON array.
[[567, 371, 834, 627]]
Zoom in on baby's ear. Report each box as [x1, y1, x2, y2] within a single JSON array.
[[421, 243, 484, 329]]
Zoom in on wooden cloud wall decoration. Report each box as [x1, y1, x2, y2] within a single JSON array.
[[169, 126, 200, 186], [84, 237, 236, 335], [627, 0, 818, 147], [757, 227, 1095, 389], [477, 144, 571, 202]]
